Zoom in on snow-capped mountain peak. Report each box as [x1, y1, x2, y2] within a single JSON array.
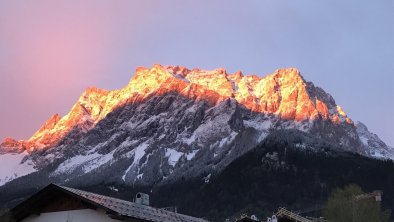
[[4, 65, 352, 153], [0, 64, 391, 187]]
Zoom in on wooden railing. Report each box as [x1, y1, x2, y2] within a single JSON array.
[[276, 207, 312, 222]]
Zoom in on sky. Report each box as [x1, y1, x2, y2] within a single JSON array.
[[0, 0, 393, 145]]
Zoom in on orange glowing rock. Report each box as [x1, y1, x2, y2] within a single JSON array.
[[337, 105, 347, 117], [346, 118, 353, 124], [0, 138, 32, 153], [316, 98, 329, 119], [331, 115, 341, 124], [3, 64, 353, 152]]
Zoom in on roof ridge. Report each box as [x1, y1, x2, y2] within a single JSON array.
[[59, 185, 133, 204], [56, 184, 208, 222]]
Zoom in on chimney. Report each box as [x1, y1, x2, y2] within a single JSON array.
[[135, 192, 150, 206], [373, 190, 383, 202]]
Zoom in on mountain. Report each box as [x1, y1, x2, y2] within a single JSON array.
[[151, 130, 394, 221], [3, 129, 394, 222], [355, 121, 394, 159], [0, 64, 392, 188]]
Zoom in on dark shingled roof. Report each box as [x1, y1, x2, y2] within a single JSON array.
[[11, 184, 209, 222], [59, 185, 208, 222]]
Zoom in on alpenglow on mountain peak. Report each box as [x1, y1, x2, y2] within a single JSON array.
[[133, 64, 350, 121], [0, 64, 392, 187], [3, 64, 350, 152]]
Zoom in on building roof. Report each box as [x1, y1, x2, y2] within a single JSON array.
[[11, 183, 208, 222]]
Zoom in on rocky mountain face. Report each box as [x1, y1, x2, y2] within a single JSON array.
[[356, 121, 394, 159], [0, 64, 392, 187]]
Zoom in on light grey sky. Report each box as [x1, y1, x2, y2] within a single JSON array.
[[0, 0, 393, 145]]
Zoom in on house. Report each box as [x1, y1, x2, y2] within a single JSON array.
[[234, 208, 319, 222], [11, 183, 209, 222]]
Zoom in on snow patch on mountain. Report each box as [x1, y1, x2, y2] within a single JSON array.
[[122, 141, 149, 181], [54, 150, 116, 175], [183, 134, 196, 145], [158, 147, 199, 176], [130, 142, 149, 165], [243, 119, 272, 131], [186, 150, 198, 160], [356, 121, 394, 160], [219, 131, 238, 147], [243, 117, 273, 142], [165, 148, 183, 167], [0, 152, 36, 186]]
